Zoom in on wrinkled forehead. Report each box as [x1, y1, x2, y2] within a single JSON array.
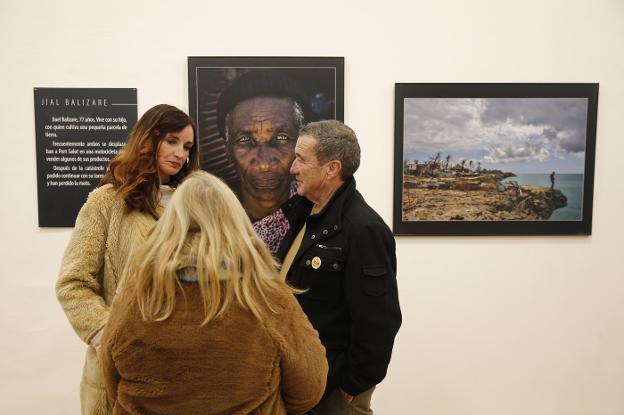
[[228, 96, 298, 129]]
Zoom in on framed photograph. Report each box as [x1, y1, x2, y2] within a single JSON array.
[[394, 83, 598, 236], [188, 56, 344, 251]]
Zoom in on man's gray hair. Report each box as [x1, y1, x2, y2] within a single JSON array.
[[300, 120, 360, 179], [224, 99, 305, 142]]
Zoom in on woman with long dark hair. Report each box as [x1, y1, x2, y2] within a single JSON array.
[[56, 104, 200, 415]]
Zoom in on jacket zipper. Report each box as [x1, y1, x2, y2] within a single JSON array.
[[317, 244, 342, 251]]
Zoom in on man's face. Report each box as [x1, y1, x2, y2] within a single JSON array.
[[290, 134, 329, 205], [227, 96, 298, 205]]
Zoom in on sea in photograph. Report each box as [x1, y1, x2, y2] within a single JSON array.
[[503, 173, 583, 220]]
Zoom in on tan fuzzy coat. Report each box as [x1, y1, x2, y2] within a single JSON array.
[[100, 275, 328, 415], [56, 184, 159, 415]]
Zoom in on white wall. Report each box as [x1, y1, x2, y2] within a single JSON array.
[[1, 0, 623, 413]]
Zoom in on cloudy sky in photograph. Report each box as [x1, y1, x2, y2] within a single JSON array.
[[403, 98, 588, 174]]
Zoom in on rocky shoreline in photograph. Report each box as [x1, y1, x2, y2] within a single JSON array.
[[402, 173, 567, 221]]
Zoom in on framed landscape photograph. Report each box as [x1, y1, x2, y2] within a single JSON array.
[[393, 83, 598, 236]]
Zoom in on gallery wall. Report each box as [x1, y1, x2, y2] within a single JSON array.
[[1, 0, 623, 413]]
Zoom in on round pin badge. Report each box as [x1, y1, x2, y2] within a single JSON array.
[[311, 256, 322, 269]]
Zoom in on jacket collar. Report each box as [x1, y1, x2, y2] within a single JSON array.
[[277, 177, 356, 260], [285, 177, 356, 266], [306, 176, 356, 231]]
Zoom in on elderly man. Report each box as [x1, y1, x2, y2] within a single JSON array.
[[217, 69, 310, 252], [278, 120, 402, 414]]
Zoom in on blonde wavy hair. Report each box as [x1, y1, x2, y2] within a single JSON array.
[[130, 170, 286, 325]]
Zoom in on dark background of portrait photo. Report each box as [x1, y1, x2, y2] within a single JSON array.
[[188, 57, 344, 188]]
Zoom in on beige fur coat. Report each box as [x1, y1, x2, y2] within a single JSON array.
[[56, 184, 159, 415]]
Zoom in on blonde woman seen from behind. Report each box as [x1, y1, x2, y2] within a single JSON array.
[[56, 104, 200, 415], [99, 171, 328, 415]]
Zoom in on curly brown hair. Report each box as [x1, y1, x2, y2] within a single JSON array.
[[100, 104, 200, 217]]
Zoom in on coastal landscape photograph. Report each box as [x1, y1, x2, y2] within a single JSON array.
[[393, 84, 598, 235]]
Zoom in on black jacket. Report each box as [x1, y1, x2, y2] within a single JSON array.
[[278, 177, 402, 397]]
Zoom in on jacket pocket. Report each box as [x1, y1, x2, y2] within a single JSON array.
[[362, 265, 387, 296], [297, 248, 344, 302], [300, 245, 344, 272]]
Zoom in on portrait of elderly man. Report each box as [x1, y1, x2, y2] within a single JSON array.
[[216, 70, 311, 252]]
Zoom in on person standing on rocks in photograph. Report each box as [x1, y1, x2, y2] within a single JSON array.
[[550, 171, 556, 190]]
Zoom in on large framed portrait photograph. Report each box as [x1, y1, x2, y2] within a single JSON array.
[[394, 83, 598, 236], [188, 56, 344, 251]]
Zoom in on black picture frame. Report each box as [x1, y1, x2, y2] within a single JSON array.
[[393, 83, 598, 236], [187, 56, 344, 252]]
